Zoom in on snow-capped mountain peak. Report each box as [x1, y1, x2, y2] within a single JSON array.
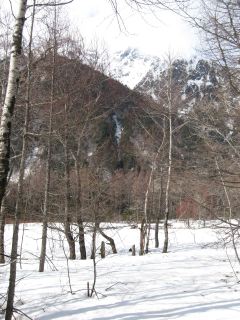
[[109, 47, 220, 118], [109, 47, 161, 89]]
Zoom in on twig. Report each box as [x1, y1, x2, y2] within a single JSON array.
[[225, 247, 240, 283], [13, 307, 33, 320], [61, 237, 73, 294]]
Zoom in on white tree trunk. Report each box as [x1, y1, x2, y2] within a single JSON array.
[[162, 111, 172, 253], [163, 61, 173, 254], [0, 0, 28, 208], [3, 2, 29, 319]]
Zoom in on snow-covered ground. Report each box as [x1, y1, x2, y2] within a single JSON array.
[[1, 222, 240, 320]]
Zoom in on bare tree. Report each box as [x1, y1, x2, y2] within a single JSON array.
[[155, 166, 163, 248], [162, 107, 172, 253], [177, 0, 240, 92], [140, 141, 164, 255], [0, 193, 8, 264], [215, 158, 240, 263], [0, 0, 28, 212], [63, 101, 76, 260], [0, 11, 12, 265], [4, 1, 35, 318], [73, 151, 87, 259], [0, 12, 11, 108], [39, 4, 57, 272]]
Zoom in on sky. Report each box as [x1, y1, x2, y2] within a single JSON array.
[[1, 0, 198, 58], [66, 0, 198, 57]]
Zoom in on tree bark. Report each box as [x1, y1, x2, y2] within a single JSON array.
[[4, 1, 32, 319], [0, 195, 6, 264], [132, 244, 136, 256], [0, 0, 27, 210], [90, 222, 97, 260], [0, 23, 10, 109], [75, 160, 86, 259], [39, 5, 56, 272], [163, 71, 173, 254], [140, 139, 164, 254], [64, 103, 76, 260], [90, 222, 97, 297], [98, 224, 117, 254], [78, 214, 86, 259], [0, 57, 7, 108], [139, 218, 146, 256], [100, 241, 105, 258], [155, 167, 163, 248], [141, 168, 153, 255], [215, 158, 240, 264]]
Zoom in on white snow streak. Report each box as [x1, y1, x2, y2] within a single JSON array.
[[113, 114, 123, 144]]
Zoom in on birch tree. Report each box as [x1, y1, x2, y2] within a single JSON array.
[[0, 11, 12, 265], [0, 12, 12, 108], [4, 1, 75, 316], [4, 2, 35, 318], [0, 192, 8, 264], [0, 0, 28, 211], [162, 60, 173, 254], [39, 3, 57, 272]]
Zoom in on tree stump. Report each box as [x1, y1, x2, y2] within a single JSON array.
[[132, 244, 136, 256]]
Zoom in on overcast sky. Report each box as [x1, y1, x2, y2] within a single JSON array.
[[67, 0, 199, 57], [2, 0, 199, 58]]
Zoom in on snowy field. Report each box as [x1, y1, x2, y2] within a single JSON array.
[[1, 222, 240, 320]]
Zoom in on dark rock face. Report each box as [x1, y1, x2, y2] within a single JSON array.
[[136, 57, 220, 104]]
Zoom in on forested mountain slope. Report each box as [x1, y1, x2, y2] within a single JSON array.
[[3, 50, 239, 223]]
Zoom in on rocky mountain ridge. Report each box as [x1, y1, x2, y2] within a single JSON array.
[[110, 48, 220, 108]]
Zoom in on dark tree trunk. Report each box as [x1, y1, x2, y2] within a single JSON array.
[[64, 103, 75, 260], [162, 211, 169, 253], [145, 221, 151, 254], [155, 168, 163, 248], [90, 222, 97, 297], [98, 225, 117, 254], [78, 215, 86, 259], [155, 217, 160, 248], [90, 223, 97, 260], [0, 196, 6, 264], [132, 244, 136, 256], [75, 161, 86, 260], [100, 241, 105, 258], [139, 218, 146, 256], [39, 7, 56, 272]]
